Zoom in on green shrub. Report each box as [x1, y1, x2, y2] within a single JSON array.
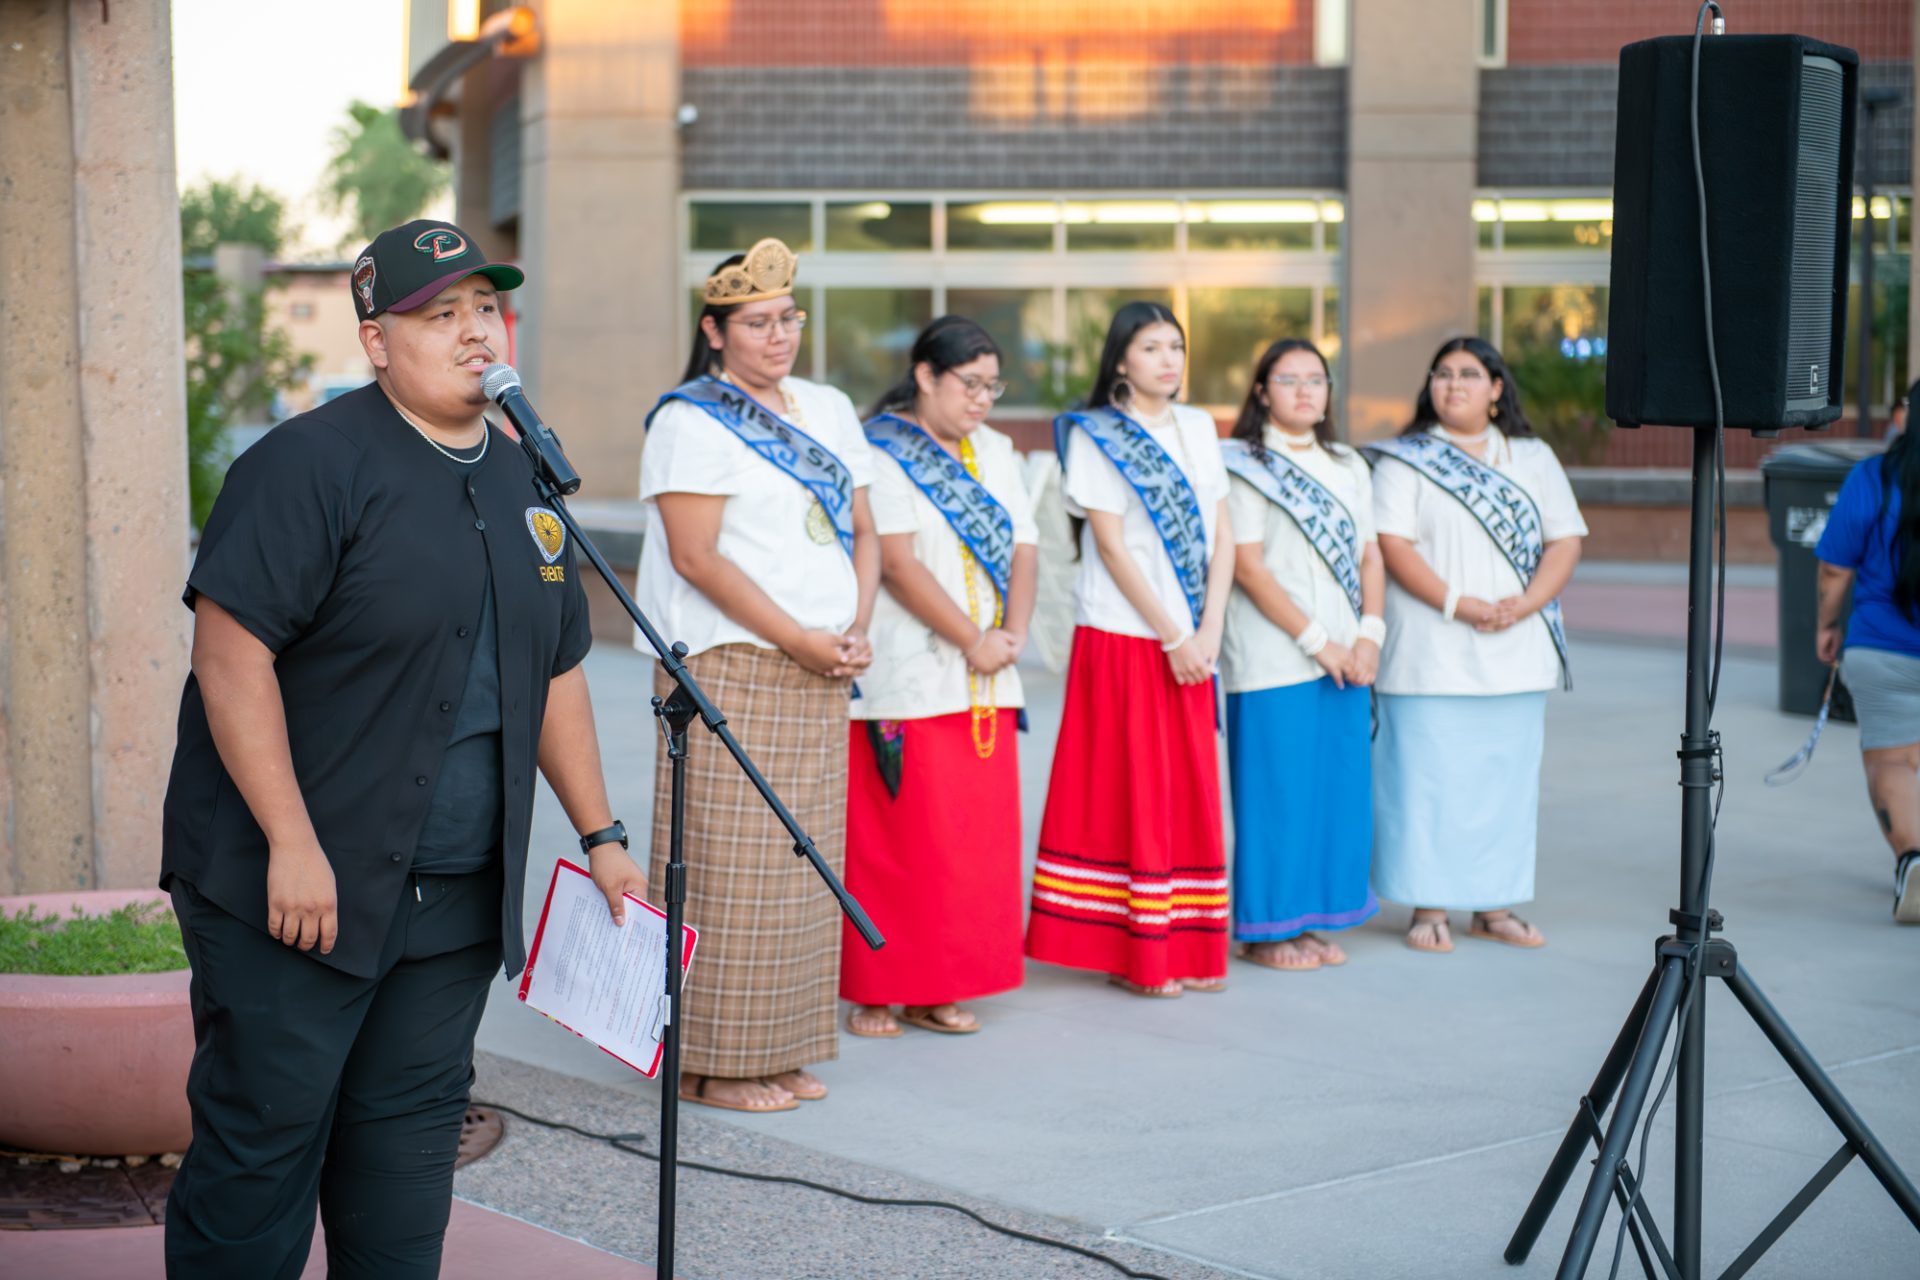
[[0, 900, 188, 976]]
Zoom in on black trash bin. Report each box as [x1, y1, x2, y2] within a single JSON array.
[[1761, 439, 1885, 719]]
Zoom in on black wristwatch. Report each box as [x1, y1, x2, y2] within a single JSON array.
[[579, 820, 629, 855]]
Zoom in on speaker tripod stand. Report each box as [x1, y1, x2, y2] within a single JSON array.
[[1504, 426, 1920, 1280]]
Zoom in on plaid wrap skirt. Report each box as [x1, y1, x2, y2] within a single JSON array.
[[649, 643, 849, 1078]]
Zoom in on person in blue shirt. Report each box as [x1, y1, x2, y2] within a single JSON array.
[[1815, 376, 1920, 924]]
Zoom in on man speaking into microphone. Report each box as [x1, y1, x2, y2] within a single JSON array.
[[158, 218, 646, 1279]]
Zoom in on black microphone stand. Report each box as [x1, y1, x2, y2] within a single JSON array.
[[513, 430, 886, 1280]]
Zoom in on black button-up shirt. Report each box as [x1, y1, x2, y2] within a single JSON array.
[[161, 383, 591, 978]]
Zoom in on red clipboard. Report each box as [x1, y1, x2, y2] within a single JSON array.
[[517, 858, 697, 1079]]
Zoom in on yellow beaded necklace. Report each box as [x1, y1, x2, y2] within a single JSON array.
[[957, 433, 1003, 759]]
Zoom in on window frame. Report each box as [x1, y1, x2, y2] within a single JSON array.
[[681, 190, 1345, 411]]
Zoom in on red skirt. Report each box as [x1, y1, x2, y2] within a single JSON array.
[[840, 709, 1024, 1005], [1025, 627, 1228, 985]]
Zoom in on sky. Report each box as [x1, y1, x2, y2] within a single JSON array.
[[171, 0, 418, 259]]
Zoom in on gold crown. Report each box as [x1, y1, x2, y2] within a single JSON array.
[[703, 238, 797, 306]]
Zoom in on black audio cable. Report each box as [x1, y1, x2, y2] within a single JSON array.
[[469, 1099, 1175, 1280]]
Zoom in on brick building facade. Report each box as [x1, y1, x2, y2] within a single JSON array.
[[405, 0, 1917, 489]]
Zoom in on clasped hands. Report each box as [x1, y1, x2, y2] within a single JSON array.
[[1453, 594, 1537, 632]]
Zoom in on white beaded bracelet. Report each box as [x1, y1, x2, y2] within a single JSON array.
[[1442, 587, 1461, 623], [1160, 632, 1191, 653], [1357, 615, 1387, 646], [1295, 620, 1331, 657]]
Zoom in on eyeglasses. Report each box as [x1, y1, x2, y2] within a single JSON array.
[[944, 371, 1009, 401], [1429, 367, 1489, 385], [1270, 374, 1329, 390], [733, 311, 807, 340]]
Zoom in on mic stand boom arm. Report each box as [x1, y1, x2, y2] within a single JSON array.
[[516, 430, 884, 1280]]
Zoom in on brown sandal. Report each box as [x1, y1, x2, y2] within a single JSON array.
[[1468, 912, 1545, 948], [846, 1006, 902, 1038], [1179, 976, 1229, 993], [678, 1075, 799, 1114], [1239, 941, 1322, 972], [1107, 975, 1184, 998], [1406, 917, 1454, 953], [899, 1004, 980, 1034]]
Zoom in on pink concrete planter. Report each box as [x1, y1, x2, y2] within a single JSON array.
[[0, 888, 193, 1156]]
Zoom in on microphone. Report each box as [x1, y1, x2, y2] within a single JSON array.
[[481, 363, 581, 496]]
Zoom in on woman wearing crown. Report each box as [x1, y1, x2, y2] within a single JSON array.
[[840, 316, 1039, 1039], [637, 240, 880, 1113]]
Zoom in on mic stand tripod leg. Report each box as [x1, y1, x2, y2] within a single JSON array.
[[1552, 951, 1690, 1280], [1724, 966, 1920, 1230], [654, 684, 697, 1280]]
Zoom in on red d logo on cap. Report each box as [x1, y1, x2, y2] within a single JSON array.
[[412, 229, 469, 262]]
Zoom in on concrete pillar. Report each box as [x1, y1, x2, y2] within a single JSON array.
[[517, 0, 681, 499], [0, 0, 96, 892], [0, 0, 190, 892], [1344, 0, 1480, 442], [71, 0, 193, 891], [456, 65, 513, 263]]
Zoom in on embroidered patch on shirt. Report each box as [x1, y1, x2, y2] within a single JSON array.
[[525, 507, 565, 563]]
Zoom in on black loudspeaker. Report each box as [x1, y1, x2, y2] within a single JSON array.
[[1607, 34, 1858, 430]]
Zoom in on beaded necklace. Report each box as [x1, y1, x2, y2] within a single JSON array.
[[956, 433, 1003, 759]]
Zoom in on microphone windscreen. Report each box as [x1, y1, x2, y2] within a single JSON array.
[[481, 363, 522, 402]]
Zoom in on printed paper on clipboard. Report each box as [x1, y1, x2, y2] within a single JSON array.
[[517, 858, 698, 1079]]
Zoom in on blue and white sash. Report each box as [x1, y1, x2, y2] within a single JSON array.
[[1365, 433, 1571, 688], [1054, 407, 1209, 627], [1220, 439, 1364, 622], [648, 376, 855, 558], [863, 414, 1015, 612]]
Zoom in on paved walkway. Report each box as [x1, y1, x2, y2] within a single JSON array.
[[460, 563, 1916, 1279]]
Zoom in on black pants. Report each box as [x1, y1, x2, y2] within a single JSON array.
[[165, 867, 503, 1280]]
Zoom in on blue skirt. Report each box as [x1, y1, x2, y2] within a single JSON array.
[[1226, 677, 1378, 941], [1371, 692, 1546, 910]]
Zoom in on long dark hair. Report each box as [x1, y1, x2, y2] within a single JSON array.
[[1402, 336, 1535, 438], [1231, 338, 1340, 461], [1067, 302, 1185, 554], [680, 252, 747, 384], [1088, 301, 1184, 410], [1879, 376, 1920, 617], [870, 315, 1002, 418]]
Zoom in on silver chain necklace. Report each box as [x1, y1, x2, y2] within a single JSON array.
[[393, 401, 489, 464]]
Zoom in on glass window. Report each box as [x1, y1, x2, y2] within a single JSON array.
[[1477, 286, 1495, 342], [949, 288, 1053, 405], [1497, 199, 1612, 251], [1186, 288, 1315, 407], [1841, 259, 1911, 412], [825, 201, 933, 252], [1321, 286, 1342, 367], [1474, 198, 1499, 250], [947, 201, 1055, 251], [689, 201, 812, 254], [1063, 289, 1179, 405], [1322, 200, 1343, 253], [1187, 200, 1319, 252], [1500, 285, 1610, 459], [823, 289, 934, 413], [1066, 201, 1179, 252]]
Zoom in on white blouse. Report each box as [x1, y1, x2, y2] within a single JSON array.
[[1372, 428, 1587, 697], [1062, 403, 1231, 641], [635, 376, 874, 659], [853, 425, 1038, 721], [1220, 431, 1377, 694]]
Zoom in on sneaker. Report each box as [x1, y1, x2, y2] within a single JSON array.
[[1896, 851, 1920, 925]]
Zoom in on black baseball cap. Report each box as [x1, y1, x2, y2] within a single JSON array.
[[350, 218, 525, 321]]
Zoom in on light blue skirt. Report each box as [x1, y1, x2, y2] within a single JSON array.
[[1371, 692, 1546, 910], [1226, 677, 1377, 941]]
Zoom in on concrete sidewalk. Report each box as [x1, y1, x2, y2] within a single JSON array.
[[467, 572, 1916, 1280]]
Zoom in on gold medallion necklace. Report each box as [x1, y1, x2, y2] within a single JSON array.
[[957, 433, 1003, 759], [719, 369, 835, 544]]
